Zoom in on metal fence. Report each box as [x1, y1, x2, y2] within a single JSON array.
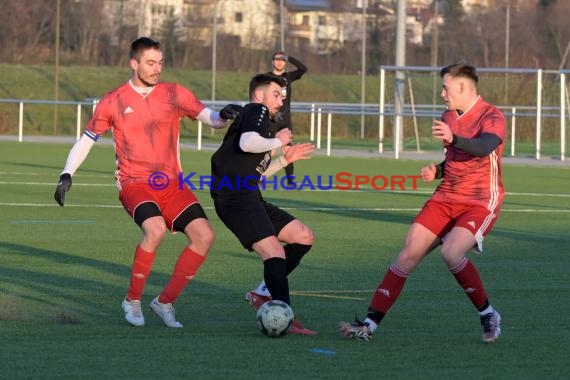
[[378, 66, 570, 161], [1, 66, 568, 160]]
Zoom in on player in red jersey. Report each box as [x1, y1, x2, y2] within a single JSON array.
[[339, 63, 505, 343], [53, 37, 241, 328]]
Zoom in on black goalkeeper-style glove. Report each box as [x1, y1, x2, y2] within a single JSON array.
[[219, 104, 243, 120], [54, 173, 72, 206]]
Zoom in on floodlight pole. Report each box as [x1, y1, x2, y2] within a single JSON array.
[[280, 0, 285, 51], [393, 0, 407, 159], [212, 0, 222, 103], [360, 0, 367, 139], [53, 0, 61, 134], [504, 1, 510, 105]]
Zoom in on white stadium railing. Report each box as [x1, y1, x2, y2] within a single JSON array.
[[1, 67, 569, 160]]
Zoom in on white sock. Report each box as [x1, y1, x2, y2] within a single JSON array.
[[478, 305, 494, 317], [254, 280, 271, 297], [363, 318, 378, 333]]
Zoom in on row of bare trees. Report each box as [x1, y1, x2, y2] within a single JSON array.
[[0, 0, 568, 73]]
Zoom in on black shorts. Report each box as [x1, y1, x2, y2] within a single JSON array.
[[214, 194, 295, 251]]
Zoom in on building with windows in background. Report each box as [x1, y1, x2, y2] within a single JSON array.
[[101, 0, 503, 54]]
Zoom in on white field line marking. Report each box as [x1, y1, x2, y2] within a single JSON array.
[[0, 181, 116, 187], [1, 179, 569, 197], [0, 203, 122, 208], [11, 219, 96, 224], [0, 180, 570, 198], [290, 290, 367, 301], [0, 202, 569, 213], [0, 171, 110, 178]]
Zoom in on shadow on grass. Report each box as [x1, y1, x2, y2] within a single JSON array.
[[0, 241, 229, 325], [7, 161, 109, 175]]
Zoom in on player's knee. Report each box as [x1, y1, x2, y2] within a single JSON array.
[[199, 226, 215, 250], [298, 226, 315, 246], [440, 248, 465, 268], [395, 249, 422, 272], [306, 229, 315, 245], [143, 221, 167, 246], [191, 225, 215, 254]]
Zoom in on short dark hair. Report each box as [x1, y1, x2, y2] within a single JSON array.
[[249, 74, 286, 98], [440, 63, 478, 84], [272, 51, 286, 60], [129, 37, 161, 61]]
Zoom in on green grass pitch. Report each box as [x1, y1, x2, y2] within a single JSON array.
[[0, 141, 569, 379]]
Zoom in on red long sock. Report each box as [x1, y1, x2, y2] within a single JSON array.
[[369, 264, 409, 317], [449, 257, 488, 309], [126, 245, 156, 301], [159, 247, 206, 304]]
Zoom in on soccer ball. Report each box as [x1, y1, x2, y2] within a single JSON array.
[[256, 300, 294, 337]]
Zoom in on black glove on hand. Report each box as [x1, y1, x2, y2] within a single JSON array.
[[219, 104, 243, 120], [54, 173, 72, 206]]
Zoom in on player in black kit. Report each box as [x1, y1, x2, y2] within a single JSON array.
[[210, 73, 316, 335]]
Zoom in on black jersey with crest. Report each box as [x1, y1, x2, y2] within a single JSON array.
[[210, 103, 274, 197]]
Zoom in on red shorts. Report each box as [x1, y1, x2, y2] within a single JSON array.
[[413, 199, 501, 252], [119, 180, 199, 230]]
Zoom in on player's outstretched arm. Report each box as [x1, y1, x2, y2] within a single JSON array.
[[219, 104, 243, 120], [196, 107, 235, 129], [53, 134, 96, 206]]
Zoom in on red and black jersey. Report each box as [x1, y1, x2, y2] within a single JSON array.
[[433, 96, 506, 211]]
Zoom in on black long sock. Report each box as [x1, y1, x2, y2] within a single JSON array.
[[366, 308, 386, 325], [264, 257, 290, 305], [284, 243, 311, 275]]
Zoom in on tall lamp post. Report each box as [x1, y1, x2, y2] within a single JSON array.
[[504, 0, 510, 105], [279, 0, 285, 51], [431, 0, 439, 108], [360, 0, 367, 139], [53, 0, 61, 133], [212, 1, 220, 103], [393, 0, 406, 158]]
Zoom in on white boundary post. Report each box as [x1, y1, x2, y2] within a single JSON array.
[[378, 68, 385, 153], [18, 101, 24, 142], [560, 73, 566, 161], [317, 108, 322, 149], [76, 103, 82, 141], [197, 121, 203, 151], [510, 107, 516, 157], [326, 112, 332, 156], [310, 104, 315, 141]]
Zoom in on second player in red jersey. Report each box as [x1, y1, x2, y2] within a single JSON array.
[[340, 63, 505, 344]]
